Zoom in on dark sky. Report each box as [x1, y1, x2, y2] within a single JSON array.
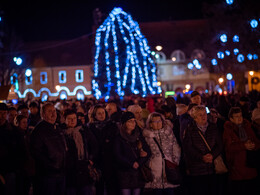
[[0, 0, 208, 42]]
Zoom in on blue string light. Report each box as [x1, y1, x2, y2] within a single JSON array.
[[92, 7, 161, 99], [226, 0, 234, 5]]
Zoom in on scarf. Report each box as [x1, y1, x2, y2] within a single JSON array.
[[197, 122, 208, 134], [65, 126, 85, 160], [237, 124, 248, 142], [120, 127, 140, 143]]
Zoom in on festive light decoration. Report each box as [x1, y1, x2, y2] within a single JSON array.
[[211, 59, 218, 66], [225, 50, 231, 56], [217, 51, 224, 59], [226, 73, 233, 80], [226, 0, 234, 5], [14, 85, 92, 99], [13, 57, 23, 66], [92, 7, 161, 99], [250, 19, 258, 28], [233, 48, 239, 55], [233, 35, 239, 42], [220, 34, 227, 43], [237, 54, 245, 63]]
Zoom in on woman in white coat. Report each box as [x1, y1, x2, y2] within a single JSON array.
[[143, 112, 181, 195]]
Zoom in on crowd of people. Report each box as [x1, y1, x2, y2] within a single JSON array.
[[0, 90, 260, 195]]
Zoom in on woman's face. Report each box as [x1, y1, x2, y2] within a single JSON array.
[[95, 108, 106, 121], [65, 113, 77, 128], [19, 118, 28, 131], [150, 116, 163, 130], [194, 110, 207, 126], [126, 118, 136, 132]]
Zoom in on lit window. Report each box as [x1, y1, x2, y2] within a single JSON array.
[[59, 71, 66, 83], [171, 50, 186, 62], [40, 72, 48, 84], [75, 70, 84, 83]]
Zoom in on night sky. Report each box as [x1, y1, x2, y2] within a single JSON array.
[[0, 0, 207, 42]]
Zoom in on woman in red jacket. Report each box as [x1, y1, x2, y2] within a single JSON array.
[[223, 107, 260, 195]]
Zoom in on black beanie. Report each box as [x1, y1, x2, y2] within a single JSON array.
[[121, 111, 135, 124], [191, 91, 200, 98]]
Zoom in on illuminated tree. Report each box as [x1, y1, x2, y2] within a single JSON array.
[[92, 7, 161, 100]]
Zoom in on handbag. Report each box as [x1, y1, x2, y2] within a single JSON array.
[[153, 138, 182, 185], [76, 160, 101, 186], [198, 131, 228, 174]]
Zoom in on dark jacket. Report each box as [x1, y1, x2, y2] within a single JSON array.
[[63, 126, 99, 187], [0, 121, 23, 175], [223, 120, 260, 180], [183, 121, 223, 176], [113, 129, 151, 189], [88, 120, 119, 186], [30, 120, 67, 177]]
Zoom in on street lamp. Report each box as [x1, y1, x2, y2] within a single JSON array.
[[218, 77, 224, 84]]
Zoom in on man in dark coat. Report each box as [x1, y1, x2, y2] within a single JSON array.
[[30, 102, 67, 195], [0, 103, 22, 195]]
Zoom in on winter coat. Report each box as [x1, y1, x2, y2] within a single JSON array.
[[88, 120, 119, 187], [143, 123, 181, 189], [30, 120, 67, 177], [0, 121, 23, 175], [223, 120, 260, 180], [113, 129, 151, 189], [63, 126, 99, 187], [183, 121, 223, 176]]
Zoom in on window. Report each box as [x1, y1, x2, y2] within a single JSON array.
[[170, 50, 186, 62], [25, 76, 32, 85], [40, 72, 48, 84], [191, 49, 206, 60], [155, 52, 166, 63], [59, 71, 66, 83], [75, 70, 84, 83]]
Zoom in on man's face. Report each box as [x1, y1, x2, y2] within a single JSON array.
[[191, 95, 201, 105], [29, 107, 38, 115], [230, 112, 243, 125], [42, 105, 57, 124], [106, 104, 117, 117], [65, 113, 77, 128], [7, 110, 17, 124], [0, 110, 7, 126]]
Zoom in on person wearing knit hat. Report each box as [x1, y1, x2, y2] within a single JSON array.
[[121, 111, 135, 124], [114, 112, 151, 194], [190, 91, 201, 105]]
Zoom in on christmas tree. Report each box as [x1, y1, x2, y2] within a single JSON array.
[[92, 7, 162, 100]]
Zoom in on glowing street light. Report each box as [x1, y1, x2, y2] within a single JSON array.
[[55, 85, 61, 91], [218, 77, 224, 84], [185, 84, 191, 90], [155, 45, 163, 51], [249, 71, 254, 76]]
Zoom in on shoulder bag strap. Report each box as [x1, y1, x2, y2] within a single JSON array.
[[153, 137, 166, 159], [198, 130, 212, 152]]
